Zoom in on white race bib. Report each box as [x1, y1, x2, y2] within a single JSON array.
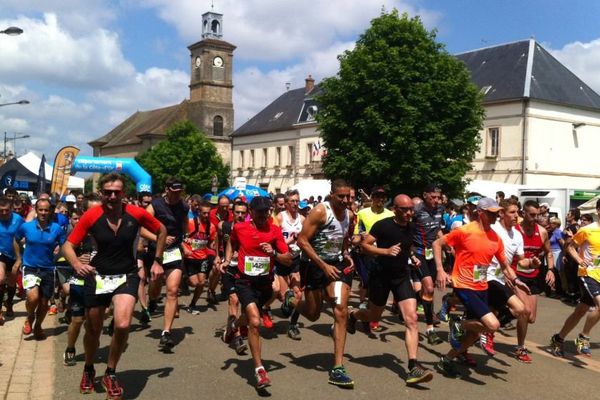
[[472, 265, 488, 283], [190, 239, 208, 251], [23, 274, 41, 289], [425, 248, 434, 260], [164, 247, 183, 264], [244, 256, 270, 276], [68, 276, 85, 286], [95, 274, 127, 294]]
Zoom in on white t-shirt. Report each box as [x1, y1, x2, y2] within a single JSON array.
[[487, 222, 524, 284]]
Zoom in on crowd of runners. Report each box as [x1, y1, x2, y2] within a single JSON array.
[[0, 175, 599, 399]]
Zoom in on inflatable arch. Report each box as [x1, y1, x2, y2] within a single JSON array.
[[72, 156, 152, 193]]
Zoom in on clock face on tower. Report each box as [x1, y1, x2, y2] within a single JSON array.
[[195, 56, 201, 68], [213, 56, 224, 67]]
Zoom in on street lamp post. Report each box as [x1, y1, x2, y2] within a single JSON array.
[[0, 100, 30, 107], [0, 27, 23, 36], [3, 132, 30, 160]]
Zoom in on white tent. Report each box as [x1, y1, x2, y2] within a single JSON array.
[[18, 152, 84, 190], [466, 179, 524, 199], [578, 195, 600, 215], [290, 179, 331, 200]]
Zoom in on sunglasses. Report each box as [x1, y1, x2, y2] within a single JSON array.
[[102, 189, 122, 197]]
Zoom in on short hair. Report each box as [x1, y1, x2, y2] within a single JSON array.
[[137, 191, 152, 201], [499, 198, 519, 210], [98, 173, 125, 190], [0, 196, 11, 207], [35, 198, 51, 210], [285, 189, 300, 200], [233, 200, 248, 209], [189, 194, 203, 203], [569, 208, 581, 220], [549, 217, 561, 226], [331, 178, 351, 193], [581, 214, 594, 223], [199, 201, 212, 209], [523, 200, 540, 210], [274, 193, 285, 201], [496, 191, 505, 199], [217, 195, 230, 204], [4, 187, 17, 196]]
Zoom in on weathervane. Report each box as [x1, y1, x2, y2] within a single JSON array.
[[211, 0, 214, 11]]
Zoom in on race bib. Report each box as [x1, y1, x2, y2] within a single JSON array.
[[516, 263, 535, 273], [164, 247, 183, 264], [23, 274, 41, 290], [68, 276, 85, 286], [323, 238, 343, 255], [190, 239, 208, 251], [244, 256, 270, 276], [95, 274, 127, 294], [425, 248, 434, 260], [473, 265, 488, 283]]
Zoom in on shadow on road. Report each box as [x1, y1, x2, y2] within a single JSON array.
[[95, 366, 174, 399], [221, 357, 286, 393]]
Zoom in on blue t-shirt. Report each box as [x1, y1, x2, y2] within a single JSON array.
[[0, 212, 24, 259], [550, 228, 564, 252], [16, 220, 66, 268], [54, 213, 69, 232]]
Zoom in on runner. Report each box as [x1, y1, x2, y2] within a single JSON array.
[[63, 173, 166, 399], [283, 179, 356, 388], [144, 177, 189, 350], [219, 201, 249, 355], [135, 191, 153, 324], [276, 189, 305, 340], [433, 197, 529, 378], [221, 196, 292, 389], [412, 184, 444, 345], [512, 200, 555, 362], [17, 197, 66, 339], [0, 196, 23, 324], [183, 198, 217, 313], [347, 194, 433, 385], [550, 198, 600, 357]]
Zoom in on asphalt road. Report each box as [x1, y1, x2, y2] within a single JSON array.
[[52, 287, 600, 400]]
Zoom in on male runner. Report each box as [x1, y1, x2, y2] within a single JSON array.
[[63, 173, 166, 399], [512, 200, 555, 362], [550, 198, 600, 357], [135, 191, 153, 324], [283, 179, 356, 388], [412, 184, 444, 345], [433, 198, 529, 378], [221, 196, 292, 389], [0, 196, 23, 324], [277, 189, 305, 340], [348, 194, 433, 385], [17, 198, 66, 339], [145, 177, 189, 350]]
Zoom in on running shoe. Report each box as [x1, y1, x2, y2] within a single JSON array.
[[185, 305, 201, 315], [426, 329, 443, 345], [255, 367, 272, 389], [479, 332, 496, 356], [80, 368, 96, 394], [406, 363, 434, 385], [48, 304, 58, 315], [449, 315, 463, 350], [346, 311, 357, 335], [280, 289, 294, 318], [575, 335, 592, 357], [148, 300, 158, 313], [436, 356, 461, 378], [515, 347, 532, 363], [4, 303, 14, 318], [456, 351, 477, 367], [438, 294, 450, 323], [370, 321, 383, 332], [139, 308, 152, 323], [234, 337, 248, 355], [23, 320, 32, 335], [287, 324, 301, 340], [261, 308, 274, 329], [222, 318, 238, 344], [328, 366, 354, 388], [159, 331, 175, 349], [101, 373, 124, 400], [63, 347, 76, 366], [549, 334, 565, 357], [106, 318, 114, 337], [207, 290, 219, 305]]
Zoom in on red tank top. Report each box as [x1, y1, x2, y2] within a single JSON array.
[[512, 223, 544, 278]]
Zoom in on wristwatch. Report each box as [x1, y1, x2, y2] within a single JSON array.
[[154, 256, 164, 265]]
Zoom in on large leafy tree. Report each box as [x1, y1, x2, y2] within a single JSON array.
[[317, 10, 484, 197], [136, 121, 229, 194]]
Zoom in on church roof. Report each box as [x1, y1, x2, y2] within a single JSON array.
[[89, 101, 189, 149]]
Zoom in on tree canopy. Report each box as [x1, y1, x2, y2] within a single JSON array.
[[136, 121, 229, 195], [317, 10, 484, 198]]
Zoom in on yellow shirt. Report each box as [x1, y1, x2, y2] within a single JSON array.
[[572, 222, 600, 283], [354, 207, 394, 234]]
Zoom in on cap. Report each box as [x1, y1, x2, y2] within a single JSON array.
[[64, 194, 76, 203], [540, 202, 550, 208], [209, 195, 218, 205], [476, 197, 502, 212], [424, 183, 441, 193], [371, 186, 386, 196], [299, 200, 310, 209], [466, 195, 482, 205], [250, 196, 272, 211], [166, 178, 184, 191]]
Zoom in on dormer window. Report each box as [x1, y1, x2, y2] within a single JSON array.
[[306, 105, 318, 121]]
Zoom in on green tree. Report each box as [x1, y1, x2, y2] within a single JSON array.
[[136, 121, 229, 194], [317, 10, 484, 197]]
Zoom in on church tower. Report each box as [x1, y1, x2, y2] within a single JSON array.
[[188, 10, 236, 165]]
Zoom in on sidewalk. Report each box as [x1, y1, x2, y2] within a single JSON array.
[[0, 299, 56, 400]]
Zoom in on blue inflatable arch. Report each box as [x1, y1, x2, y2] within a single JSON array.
[[72, 156, 152, 193]]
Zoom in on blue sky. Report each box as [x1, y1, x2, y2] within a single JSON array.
[[1, 0, 599, 160]]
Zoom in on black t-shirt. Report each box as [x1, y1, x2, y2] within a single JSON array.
[[151, 197, 189, 247], [369, 217, 413, 279]]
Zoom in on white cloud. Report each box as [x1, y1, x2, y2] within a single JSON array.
[[550, 39, 600, 94]]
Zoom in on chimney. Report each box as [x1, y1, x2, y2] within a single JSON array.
[[305, 74, 315, 94]]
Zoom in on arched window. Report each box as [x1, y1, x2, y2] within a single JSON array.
[[213, 115, 223, 136], [211, 20, 220, 34]]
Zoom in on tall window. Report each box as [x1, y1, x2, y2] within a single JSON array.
[[486, 127, 500, 157], [261, 148, 267, 168], [239, 150, 245, 169], [306, 143, 314, 164], [249, 150, 255, 168], [213, 115, 223, 136], [287, 146, 294, 166], [275, 147, 281, 166]]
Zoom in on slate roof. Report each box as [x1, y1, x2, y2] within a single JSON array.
[[89, 101, 188, 149], [457, 39, 600, 110]]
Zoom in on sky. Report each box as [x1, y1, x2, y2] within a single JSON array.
[[1, 0, 600, 161]]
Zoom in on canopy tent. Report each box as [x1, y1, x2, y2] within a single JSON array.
[[0, 157, 50, 192], [465, 179, 524, 199], [18, 152, 84, 190], [289, 179, 331, 201], [578, 195, 600, 215]]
